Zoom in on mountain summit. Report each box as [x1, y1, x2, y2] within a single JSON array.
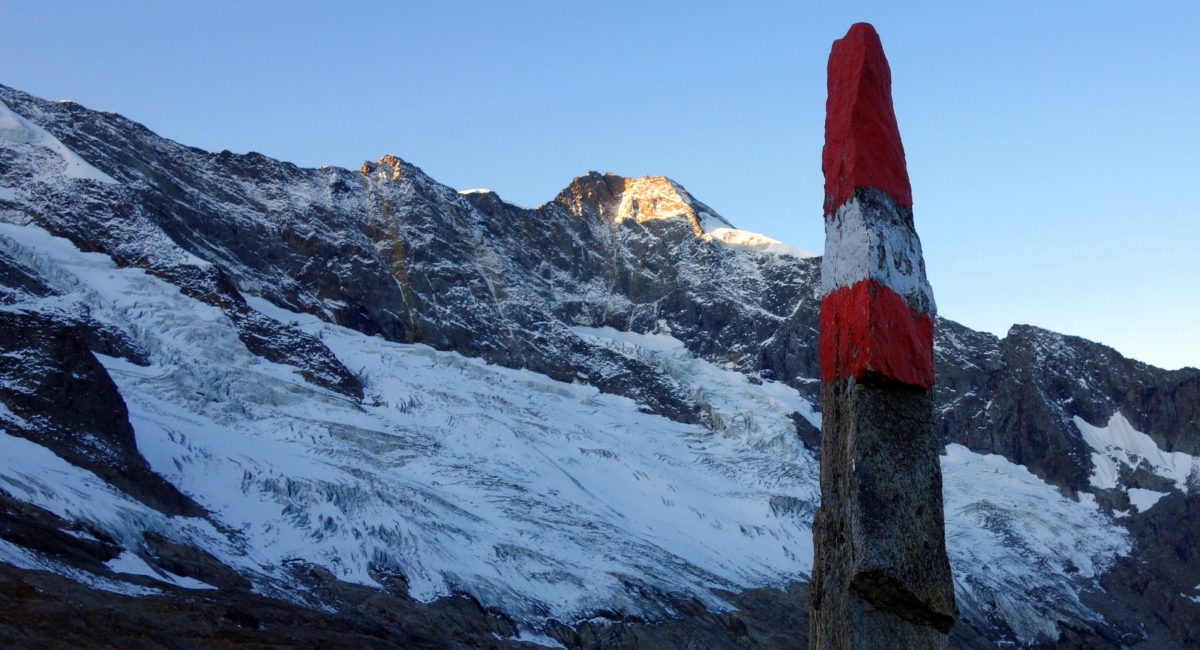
[[555, 171, 731, 233]]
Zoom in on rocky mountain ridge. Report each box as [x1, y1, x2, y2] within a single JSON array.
[[1, 83, 1198, 648]]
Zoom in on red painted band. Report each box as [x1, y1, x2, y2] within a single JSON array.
[[819, 278, 934, 388], [822, 23, 912, 216]]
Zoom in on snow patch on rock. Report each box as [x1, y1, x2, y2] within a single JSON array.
[[703, 227, 817, 259], [0, 99, 115, 184], [106, 551, 218, 590], [1074, 412, 1199, 492], [1126, 487, 1169, 513]]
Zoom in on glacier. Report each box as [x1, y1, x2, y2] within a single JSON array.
[[0, 220, 1131, 642]]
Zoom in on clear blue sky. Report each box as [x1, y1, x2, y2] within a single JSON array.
[[3, 1, 1197, 369]]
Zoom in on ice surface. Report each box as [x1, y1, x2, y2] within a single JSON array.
[[0, 223, 821, 627], [942, 444, 1130, 644]]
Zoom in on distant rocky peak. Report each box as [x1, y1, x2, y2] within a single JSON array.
[[359, 154, 412, 181], [554, 171, 732, 235]]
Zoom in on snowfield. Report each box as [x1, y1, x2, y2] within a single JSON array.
[[1075, 412, 1200, 495], [0, 222, 1133, 640], [942, 444, 1130, 643]]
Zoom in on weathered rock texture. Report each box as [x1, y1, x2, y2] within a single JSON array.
[[811, 381, 955, 647], [810, 23, 956, 649]]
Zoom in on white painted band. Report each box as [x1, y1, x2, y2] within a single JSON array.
[[819, 193, 936, 315]]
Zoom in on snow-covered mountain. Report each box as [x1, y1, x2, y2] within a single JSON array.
[[1, 83, 1197, 649]]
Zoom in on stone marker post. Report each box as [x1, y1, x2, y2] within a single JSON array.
[[809, 22, 957, 650]]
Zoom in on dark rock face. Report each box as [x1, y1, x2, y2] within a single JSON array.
[[0, 561, 540, 650], [1083, 491, 1200, 649], [935, 322, 1200, 492], [811, 380, 955, 648], [540, 584, 810, 649]]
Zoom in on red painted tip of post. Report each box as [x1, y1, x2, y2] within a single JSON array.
[[822, 22, 912, 216]]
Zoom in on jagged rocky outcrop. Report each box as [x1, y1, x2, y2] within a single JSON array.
[[1, 82, 1198, 648]]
